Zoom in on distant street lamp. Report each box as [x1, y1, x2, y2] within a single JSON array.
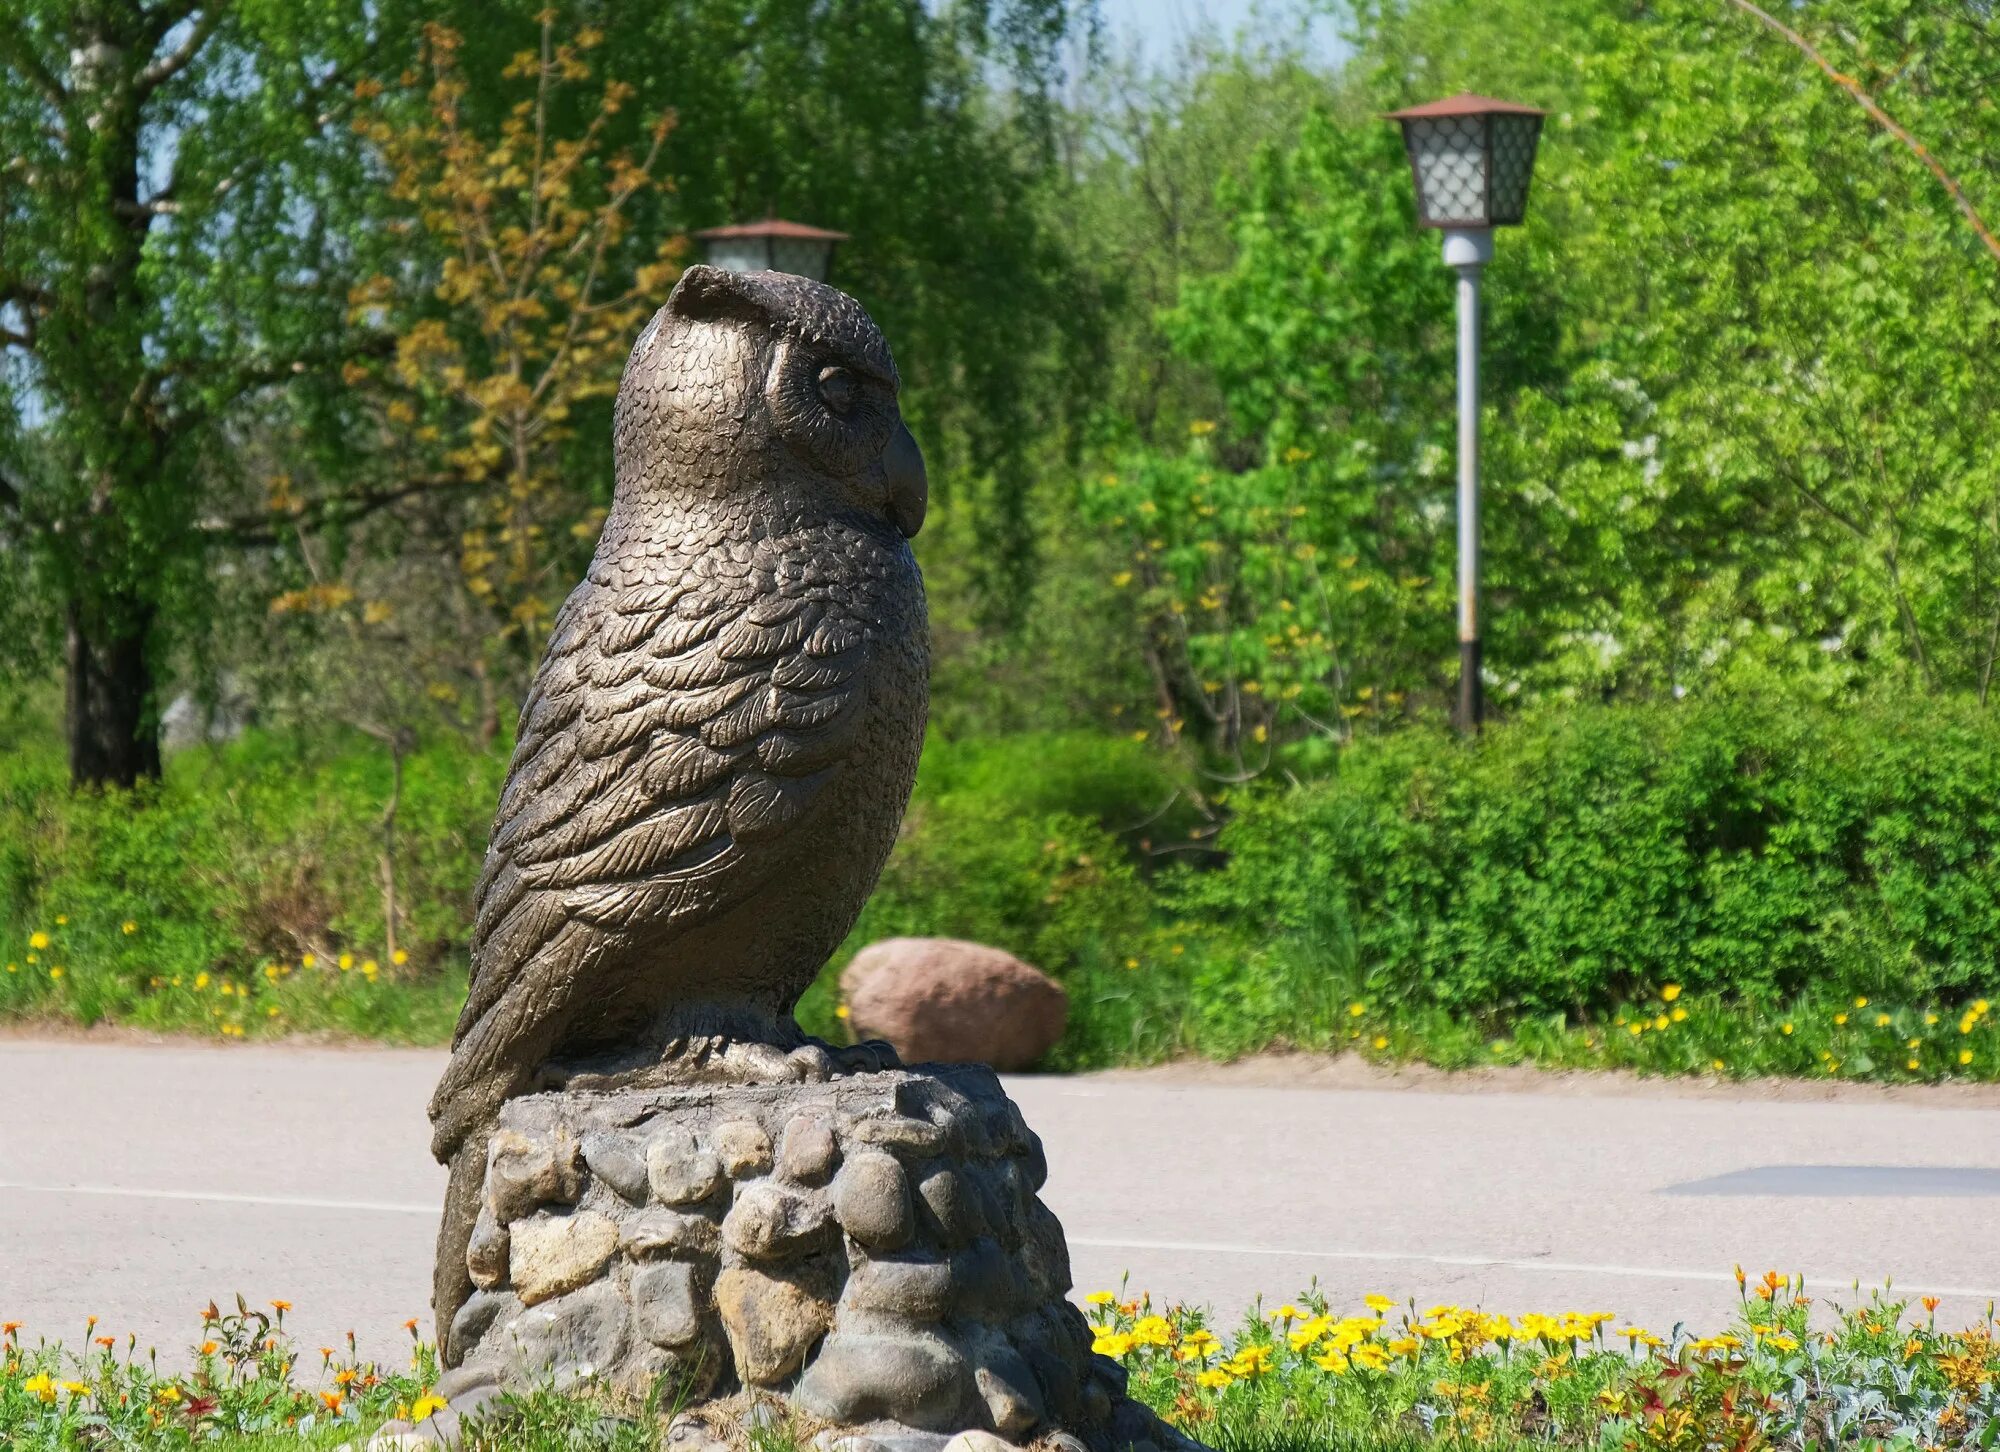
[[693, 217, 850, 282], [1385, 93, 1546, 732]]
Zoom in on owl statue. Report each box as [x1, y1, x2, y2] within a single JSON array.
[[428, 265, 930, 1357]]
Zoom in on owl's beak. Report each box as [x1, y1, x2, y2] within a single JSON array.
[[884, 421, 927, 539]]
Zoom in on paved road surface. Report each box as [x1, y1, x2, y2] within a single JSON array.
[[4, 1039, 1999, 1365]]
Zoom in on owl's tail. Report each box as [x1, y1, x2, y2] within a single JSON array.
[[433, 1134, 488, 1366]]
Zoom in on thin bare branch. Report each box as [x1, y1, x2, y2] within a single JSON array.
[[136, 2, 230, 96], [203, 473, 481, 546], [1724, 0, 2000, 266]]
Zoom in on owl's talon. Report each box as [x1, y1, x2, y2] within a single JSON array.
[[786, 1042, 836, 1083]]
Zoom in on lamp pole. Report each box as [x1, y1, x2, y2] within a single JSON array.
[[1384, 91, 1545, 736], [1446, 227, 1491, 732]]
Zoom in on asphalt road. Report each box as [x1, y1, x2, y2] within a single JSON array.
[[5, 1038, 2000, 1366]]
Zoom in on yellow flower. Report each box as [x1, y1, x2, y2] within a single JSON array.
[[834, 1004, 851, 1020], [1091, 1332, 1134, 1358], [1961, 1050, 1974, 1066], [392, 948, 409, 966], [1781, 1022, 1794, 1035], [1313, 1349, 1350, 1373], [121, 921, 137, 935], [194, 972, 210, 990], [1371, 1035, 1388, 1050], [1131, 1315, 1173, 1347], [1188, 419, 1217, 437], [1111, 572, 1133, 589], [302, 953, 317, 969], [28, 931, 49, 950], [155, 1385, 182, 1403], [1627, 1022, 1643, 1036], [1855, 996, 1870, 1008], [1876, 1013, 1891, 1028], [410, 1392, 449, 1421], [25, 1372, 56, 1403], [1194, 1368, 1232, 1389], [338, 953, 354, 971], [1348, 1002, 1365, 1018], [1364, 1294, 1395, 1313], [1670, 1006, 1687, 1022], [49, 966, 63, 979], [1835, 1012, 1849, 1025], [54, 915, 65, 925], [1661, 984, 1681, 1002], [1084, 1291, 1116, 1306], [1266, 1304, 1300, 1323], [1388, 1336, 1421, 1358], [1351, 1342, 1391, 1372], [61, 1379, 89, 1396]]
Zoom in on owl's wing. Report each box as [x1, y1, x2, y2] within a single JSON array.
[[434, 552, 876, 1124]]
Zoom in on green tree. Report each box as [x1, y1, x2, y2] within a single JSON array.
[[0, 0, 393, 786]]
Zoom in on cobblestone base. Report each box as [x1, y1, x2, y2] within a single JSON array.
[[436, 1065, 1196, 1452]]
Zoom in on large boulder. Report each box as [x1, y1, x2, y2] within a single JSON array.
[[840, 938, 1067, 1071]]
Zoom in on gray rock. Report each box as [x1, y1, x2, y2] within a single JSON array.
[[940, 1433, 1022, 1452], [666, 1409, 733, 1452], [619, 1207, 721, 1260], [500, 1278, 630, 1384], [648, 1128, 726, 1206], [793, 1327, 972, 1431], [510, 1210, 619, 1306], [449, 1290, 520, 1361], [713, 1119, 773, 1178], [834, 1151, 914, 1251], [962, 1325, 1044, 1440], [487, 1129, 577, 1224], [630, 1260, 704, 1348], [916, 1167, 983, 1248], [465, 1209, 510, 1290], [780, 1112, 841, 1184], [847, 1113, 950, 1155], [1019, 1202, 1072, 1301], [715, 1264, 835, 1385], [841, 1256, 954, 1320], [723, 1179, 833, 1260], [582, 1131, 651, 1203], [948, 1238, 1012, 1317], [1043, 1433, 1089, 1452]]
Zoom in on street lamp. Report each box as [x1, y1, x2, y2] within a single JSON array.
[[1385, 93, 1545, 731], [692, 217, 850, 283]]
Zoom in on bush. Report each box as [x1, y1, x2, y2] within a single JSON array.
[[1184, 693, 2000, 1019]]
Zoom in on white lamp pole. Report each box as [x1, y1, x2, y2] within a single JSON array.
[[1386, 93, 1546, 733], [1445, 226, 1491, 729]]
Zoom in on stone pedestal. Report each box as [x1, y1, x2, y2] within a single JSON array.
[[442, 1065, 1193, 1452]]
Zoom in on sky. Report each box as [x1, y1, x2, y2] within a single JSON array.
[[1097, 0, 1350, 69]]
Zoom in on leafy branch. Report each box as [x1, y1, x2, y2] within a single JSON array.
[[1723, 0, 2000, 267]]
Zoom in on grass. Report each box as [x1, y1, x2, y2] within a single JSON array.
[[5, 1277, 1997, 1451]]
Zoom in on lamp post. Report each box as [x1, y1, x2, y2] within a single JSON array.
[[1385, 93, 1545, 732], [692, 217, 849, 282]]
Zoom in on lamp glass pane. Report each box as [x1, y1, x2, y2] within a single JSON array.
[[1405, 114, 1488, 226], [769, 238, 835, 281], [1487, 114, 1543, 225], [703, 238, 771, 274]]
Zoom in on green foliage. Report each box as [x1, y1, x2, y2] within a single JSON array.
[[796, 732, 1175, 1044], [0, 730, 493, 1040], [1190, 694, 2000, 1019]]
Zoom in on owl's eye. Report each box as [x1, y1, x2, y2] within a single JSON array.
[[817, 366, 858, 413]]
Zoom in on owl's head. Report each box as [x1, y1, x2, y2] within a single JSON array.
[[613, 265, 927, 538]]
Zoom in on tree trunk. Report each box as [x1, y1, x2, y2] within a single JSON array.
[[65, 599, 161, 789]]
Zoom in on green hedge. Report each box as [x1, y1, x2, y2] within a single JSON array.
[[5, 695, 1999, 1059], [1184, 694, 2000, 1018]]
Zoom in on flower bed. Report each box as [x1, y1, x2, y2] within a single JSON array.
[[4, 1275, 1997, 1450]]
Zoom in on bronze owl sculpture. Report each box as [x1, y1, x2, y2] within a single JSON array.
[[428, 265, 929, 1358]]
